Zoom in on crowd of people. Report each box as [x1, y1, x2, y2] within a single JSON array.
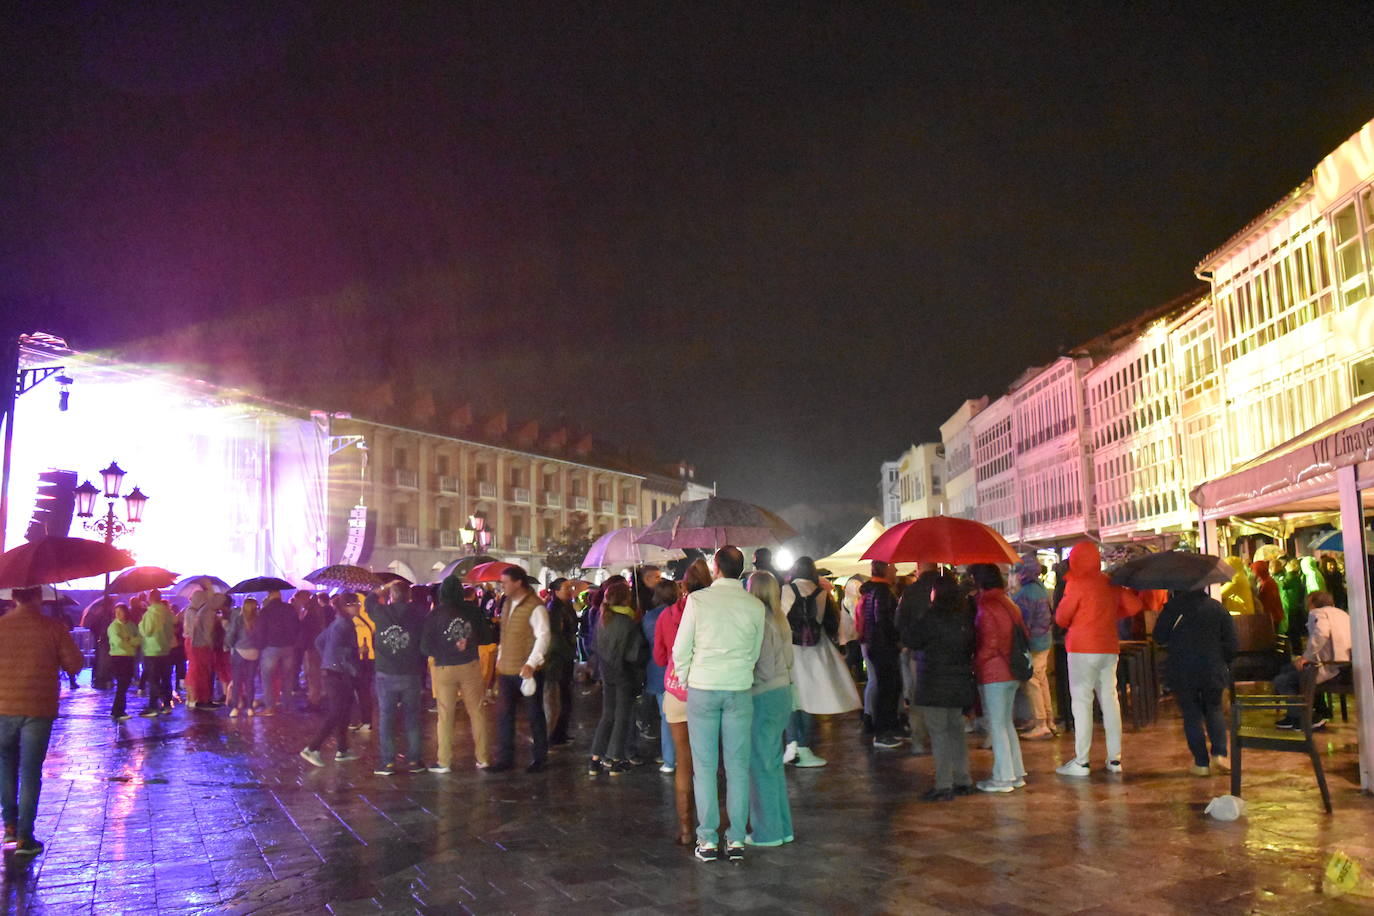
[[0, 538, 1359, 863]]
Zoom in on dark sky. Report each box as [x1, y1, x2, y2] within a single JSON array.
[[4, 3, 1373, 546]]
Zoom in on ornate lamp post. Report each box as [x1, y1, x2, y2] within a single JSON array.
[[460, 514, 492, 555], [75, 461, 150, 619]]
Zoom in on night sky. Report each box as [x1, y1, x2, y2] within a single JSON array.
[[4, 3, 1373, 549]]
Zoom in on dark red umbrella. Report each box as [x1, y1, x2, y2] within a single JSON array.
[[861, 516, 1019, 566], [108, 566, 179, 593], [463, 561, 520, 584], [0, 536, 134, 588]]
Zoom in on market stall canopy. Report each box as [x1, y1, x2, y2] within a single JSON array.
[[1191, 395, 1374, 520], [815, 517, 891, 578]]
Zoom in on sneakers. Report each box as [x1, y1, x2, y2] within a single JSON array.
[[725, 843, 744, 862], [12, 838, 43, 858], [428, 765, 452, 774], [793, 747, 827, 768], [659, 763, 676, 774], [1106, 760, 1123, 774], [1274, 717, 1298, 730], [335, 750, 359, 762], [139, 709, 160, 718], [872, 735, 903, 749], [782, 741, 798, 764], [919, 788, 955, 802], [695, 844, 720, 863], [976, 779, 1015, 793], [113, 714, 132, 722], [299, 748, 325, 768], [1056, 759, 1091, 777], [373, 763, 397, 776], [3, 824, 16, 844], [1313, 718, 1329, 730], [408, 761, 429, 774], [1211, 755, 1231, 773], [607, 759, 631, 777], [587, 758, 601, 776], [1189, 764, 1211, 777], [228, 708, 239, 718]]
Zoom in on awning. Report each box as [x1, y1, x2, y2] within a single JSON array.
[[1191, 396, 1374, 519]]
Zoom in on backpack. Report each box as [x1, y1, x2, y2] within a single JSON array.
[[788, 585, 823, 647], [1010, 614, 1033, 682]]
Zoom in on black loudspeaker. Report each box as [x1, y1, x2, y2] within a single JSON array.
[[27, 469, 77, 541]]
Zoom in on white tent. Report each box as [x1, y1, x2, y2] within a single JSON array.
[[815, 517, 890, 578]]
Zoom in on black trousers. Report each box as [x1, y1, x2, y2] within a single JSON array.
[[494, 672, 547, 767], [144, 655, 172, 710], [550, 664, 575, 743], [1174, 683, 1227, 766], [109, 656, 135, 717], [590, 679, 635, 760], [869, 646, 903, 735], [309, 670, 353, 753]]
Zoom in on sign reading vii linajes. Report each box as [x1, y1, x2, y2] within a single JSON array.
[[1310, 417, 1374, 468], [341, 504, 370, 566]]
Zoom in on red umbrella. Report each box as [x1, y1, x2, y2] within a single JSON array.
[[0, 536, 134, 588], [108, 566, 179, 593], [463, 561, 520, 584], [861, 516, 1018, 566]]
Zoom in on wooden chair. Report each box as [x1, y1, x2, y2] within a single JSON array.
[[1229, 614, 1283, 689], [1230, 662, 1331, 813], [1322, 662, 1355, 723]]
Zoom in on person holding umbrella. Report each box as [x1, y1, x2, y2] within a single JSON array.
[[1153, 588, 1237, 775]]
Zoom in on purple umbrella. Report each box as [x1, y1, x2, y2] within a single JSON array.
[[634, 497, 796, 550], [582, 526, 684, 569]]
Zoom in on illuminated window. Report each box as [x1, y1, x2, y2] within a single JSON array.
[[1333, 201, 1368, 307], [1354, 355, 1374, 401]]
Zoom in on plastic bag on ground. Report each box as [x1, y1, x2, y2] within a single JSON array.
[[1204, 795, 1246, 821]]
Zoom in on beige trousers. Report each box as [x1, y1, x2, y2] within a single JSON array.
[[433, 660, 490, 767]]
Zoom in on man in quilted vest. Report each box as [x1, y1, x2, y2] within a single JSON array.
[[490, 566, 550, 773]]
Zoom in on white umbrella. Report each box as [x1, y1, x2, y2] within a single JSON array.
[[582, 526, 684, 569]]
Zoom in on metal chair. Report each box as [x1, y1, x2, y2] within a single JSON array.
[[1230, 662, 1331, 813]]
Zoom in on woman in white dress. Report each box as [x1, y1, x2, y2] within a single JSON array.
[[780, 557, 862, 767]]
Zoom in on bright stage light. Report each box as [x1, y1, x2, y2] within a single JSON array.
[[774, 547, 795, 572]]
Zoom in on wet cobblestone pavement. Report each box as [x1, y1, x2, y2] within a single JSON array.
[[4, 674, 1374, 914]]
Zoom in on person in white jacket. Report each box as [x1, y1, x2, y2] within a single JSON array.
[[1274, 590, 1351, 729], [780, 557, 861, 767]]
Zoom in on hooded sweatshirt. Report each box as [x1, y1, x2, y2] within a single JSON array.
[[1054, 542, 1143, 654], [1279, 563, 1307, 637], [1250, 561, 1284, 631], [1300, 557, 1328, 595], [1011, 554, 1053, 652], [367, 594, 426, 677], [1220, 556, 1256, 615]]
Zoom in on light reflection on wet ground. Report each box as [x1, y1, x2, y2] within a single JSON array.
[[1, 673, 1372, 914]]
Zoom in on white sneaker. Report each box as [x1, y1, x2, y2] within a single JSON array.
[[428, 764, 452, 774], [793, 747, 827, 768], [782, 741, 797, 764], [659, 763, 676, 774], [1105, 759, 1123, 774], [1055, 759, 1090, 777], [976, 779, 1015, 793], [299, 748, 324, 768]]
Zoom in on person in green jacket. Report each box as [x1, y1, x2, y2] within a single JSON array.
[[1276, 558, 1306, 638], [107, 604, 142, 721], [139, 590, 178, 717]]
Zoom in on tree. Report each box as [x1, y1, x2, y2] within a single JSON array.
[[543, 512, 595, 577]]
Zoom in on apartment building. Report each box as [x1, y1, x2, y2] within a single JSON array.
[[970, 395, 1018, 540], [1012, 357, 1095, 545], [879, 460, 902, 526], [939, 398, 987, 521], [896, 442, 946, 521]]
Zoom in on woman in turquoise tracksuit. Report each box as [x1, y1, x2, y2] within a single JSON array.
[[745, 571, 795, 847]]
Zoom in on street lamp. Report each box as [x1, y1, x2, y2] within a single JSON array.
[[461, 514, 492, 554], [76, 461, 151, 630]]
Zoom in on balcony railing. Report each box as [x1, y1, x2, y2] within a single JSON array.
[[514, 536, 532, 553], [573, 496, 589, 511], [542, 491, 562, 508], [511, 487, 531, 504], [622, 503, 638, 517], [476, 481, 496, 499], [393, 526, 419, 546], [598, 499, 614, 514], [437, 475, 458, 493], [391, 468, 418, 488], [437, 529, 460, 548]]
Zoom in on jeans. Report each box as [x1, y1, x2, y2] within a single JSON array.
[[433, 661, 490, 767], [231, 653, 260, 711], [143, 655, 172, 710], [980, 680, 1024, 784], [1067, 652, 1122, 764], [867, 645, 903, 735], [686, 687, 753, 846], [785, 709, 815, 748], [921, 706, 971, 790], [861, 645, 876, 718], [494, 672, 547, 767], [655, 693, 675, 766], [1174, 684, 1227, 766], [1274, 663, 1332, 720], [309, 670, 353, 753], [260, 646, 293, 712], [902, 649, 928, 747], [748, 687, 793, 845], [591, 680, 636, 761], [0, 716, 54, 840], [375, 672, 423, 763], [110, 656, 135, 718]]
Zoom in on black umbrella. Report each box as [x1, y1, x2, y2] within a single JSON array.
[[376, 571, 411, 586], [432, 555, 496, 584], [1108, 552, 1234, 592], [228, 576, 297, 594]]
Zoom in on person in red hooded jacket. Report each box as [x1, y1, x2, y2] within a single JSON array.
[[1053, 541, 1142, 777], [1250, 560, 1284, 632]]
